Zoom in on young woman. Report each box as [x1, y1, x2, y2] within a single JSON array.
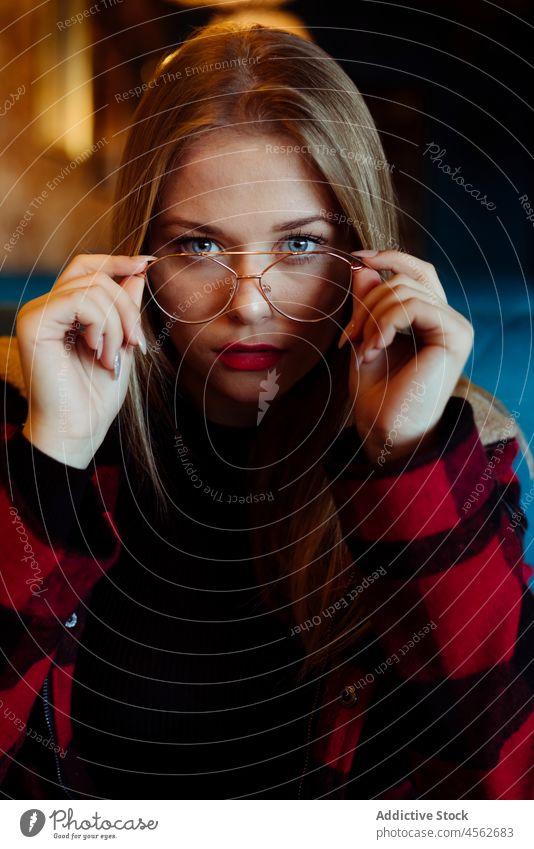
[[1, 21, 533, 801]]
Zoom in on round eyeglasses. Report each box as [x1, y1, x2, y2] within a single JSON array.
[[143, 249, 369, 324]]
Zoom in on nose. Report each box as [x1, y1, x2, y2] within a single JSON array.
[[225, 255, 274, 324]]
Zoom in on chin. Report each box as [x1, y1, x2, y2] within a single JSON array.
[[216, 370, 288, 396], [215, 367, 300, 404]]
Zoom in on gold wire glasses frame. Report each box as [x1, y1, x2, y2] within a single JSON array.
[[143, 249, 369, 324]]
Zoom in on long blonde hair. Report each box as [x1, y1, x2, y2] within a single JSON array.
[[112, 20, 402, 678]]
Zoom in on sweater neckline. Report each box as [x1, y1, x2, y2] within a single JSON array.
[[176, 390, 258, 431], [174, 390, 259, 469]]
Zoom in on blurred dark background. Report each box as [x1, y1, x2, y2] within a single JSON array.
[[2, 1, 533, 276], [1, 0, 533, 550]]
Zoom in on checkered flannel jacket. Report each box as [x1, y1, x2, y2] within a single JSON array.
[[1, 335, 533, 799]]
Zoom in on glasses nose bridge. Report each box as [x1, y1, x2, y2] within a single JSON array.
[[227, 254, 270, 302], [224, 256, 273, 317], [229, 251, 269, 281], [235, 271, 263, 282]]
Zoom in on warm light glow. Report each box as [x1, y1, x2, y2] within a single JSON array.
[[168, 0, 288, 7], [62, 24, 94, 158], [210, 10, 312, 37], [163, 0, 311, 41], [34, 3, 94, 158]]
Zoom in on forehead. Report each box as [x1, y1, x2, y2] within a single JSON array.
[[156, 129, 336, 221]]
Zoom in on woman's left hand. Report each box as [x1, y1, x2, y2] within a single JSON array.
[[338, 249, 474, 467]]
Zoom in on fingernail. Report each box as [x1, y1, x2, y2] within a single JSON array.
[[338, 328, 352, 349], [113, 351, 121, 380], [96, 335, 103, 359], [338, 321, 356, 349], [353, 249, 379, 256], [136, 327, 147, 355], [131, 257, 155, 271], [360, 345, 380, 362]]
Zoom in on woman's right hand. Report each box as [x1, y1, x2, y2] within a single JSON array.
[[16, 253, 155, 468]]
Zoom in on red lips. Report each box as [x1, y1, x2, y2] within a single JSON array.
[[216, 342, 285, 371], [218, 342, 283, 353]]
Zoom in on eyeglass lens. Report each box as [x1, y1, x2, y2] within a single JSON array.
[[146, 252, 353, 322]]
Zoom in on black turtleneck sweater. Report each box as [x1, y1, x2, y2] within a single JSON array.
[[69, 393, 317, 799]]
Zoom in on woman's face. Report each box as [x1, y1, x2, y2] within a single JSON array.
[[148, 129, 364, 426]]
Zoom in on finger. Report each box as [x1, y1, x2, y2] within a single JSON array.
[[73, 283, 127, 369], [120, 274, 147, 351], [351, 249, 448, 303], [121, 273, 146, 311], [56, 254, 156, 287], [42, 286, 125, 373], [33, 289, 107, 360], [360, 297, 472, 357], [351, 279, 442, 343], [338, 260, 381, 348], [55, 271, 146, 350]]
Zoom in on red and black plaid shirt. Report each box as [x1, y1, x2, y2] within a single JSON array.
[[1, 374, 533, 799]]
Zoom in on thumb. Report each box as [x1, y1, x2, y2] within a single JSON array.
[[350, 257, 382, 303], [120, 273, 146, 310]]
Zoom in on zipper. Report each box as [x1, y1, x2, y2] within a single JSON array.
[[42, 669, 74, 799]]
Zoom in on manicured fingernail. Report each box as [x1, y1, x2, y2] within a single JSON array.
[[360, 345, 380, 362], [113, 351, 121, 380], [131, 257, 155, 271], [338, 330, 351, 349], [96, 335, 103, 359], [136, 327, 147, 355], [353, 250, 379, 256], [338, 321, 356, 349]]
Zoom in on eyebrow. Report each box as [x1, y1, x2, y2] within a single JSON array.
[[157, 214, 335, 234]]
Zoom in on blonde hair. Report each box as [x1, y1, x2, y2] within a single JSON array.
[[112, 20, 402, 678]]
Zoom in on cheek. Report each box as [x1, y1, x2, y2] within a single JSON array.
[[302, 303, 351, 353], [168, 325, 204, 359]]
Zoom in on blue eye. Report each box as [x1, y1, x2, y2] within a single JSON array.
[[168, 231, 327, 254], [191, 238, 220, 254], [278, 233, 328, 263], [171, 237, 221, 254], [283, 236, 321, 253]]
